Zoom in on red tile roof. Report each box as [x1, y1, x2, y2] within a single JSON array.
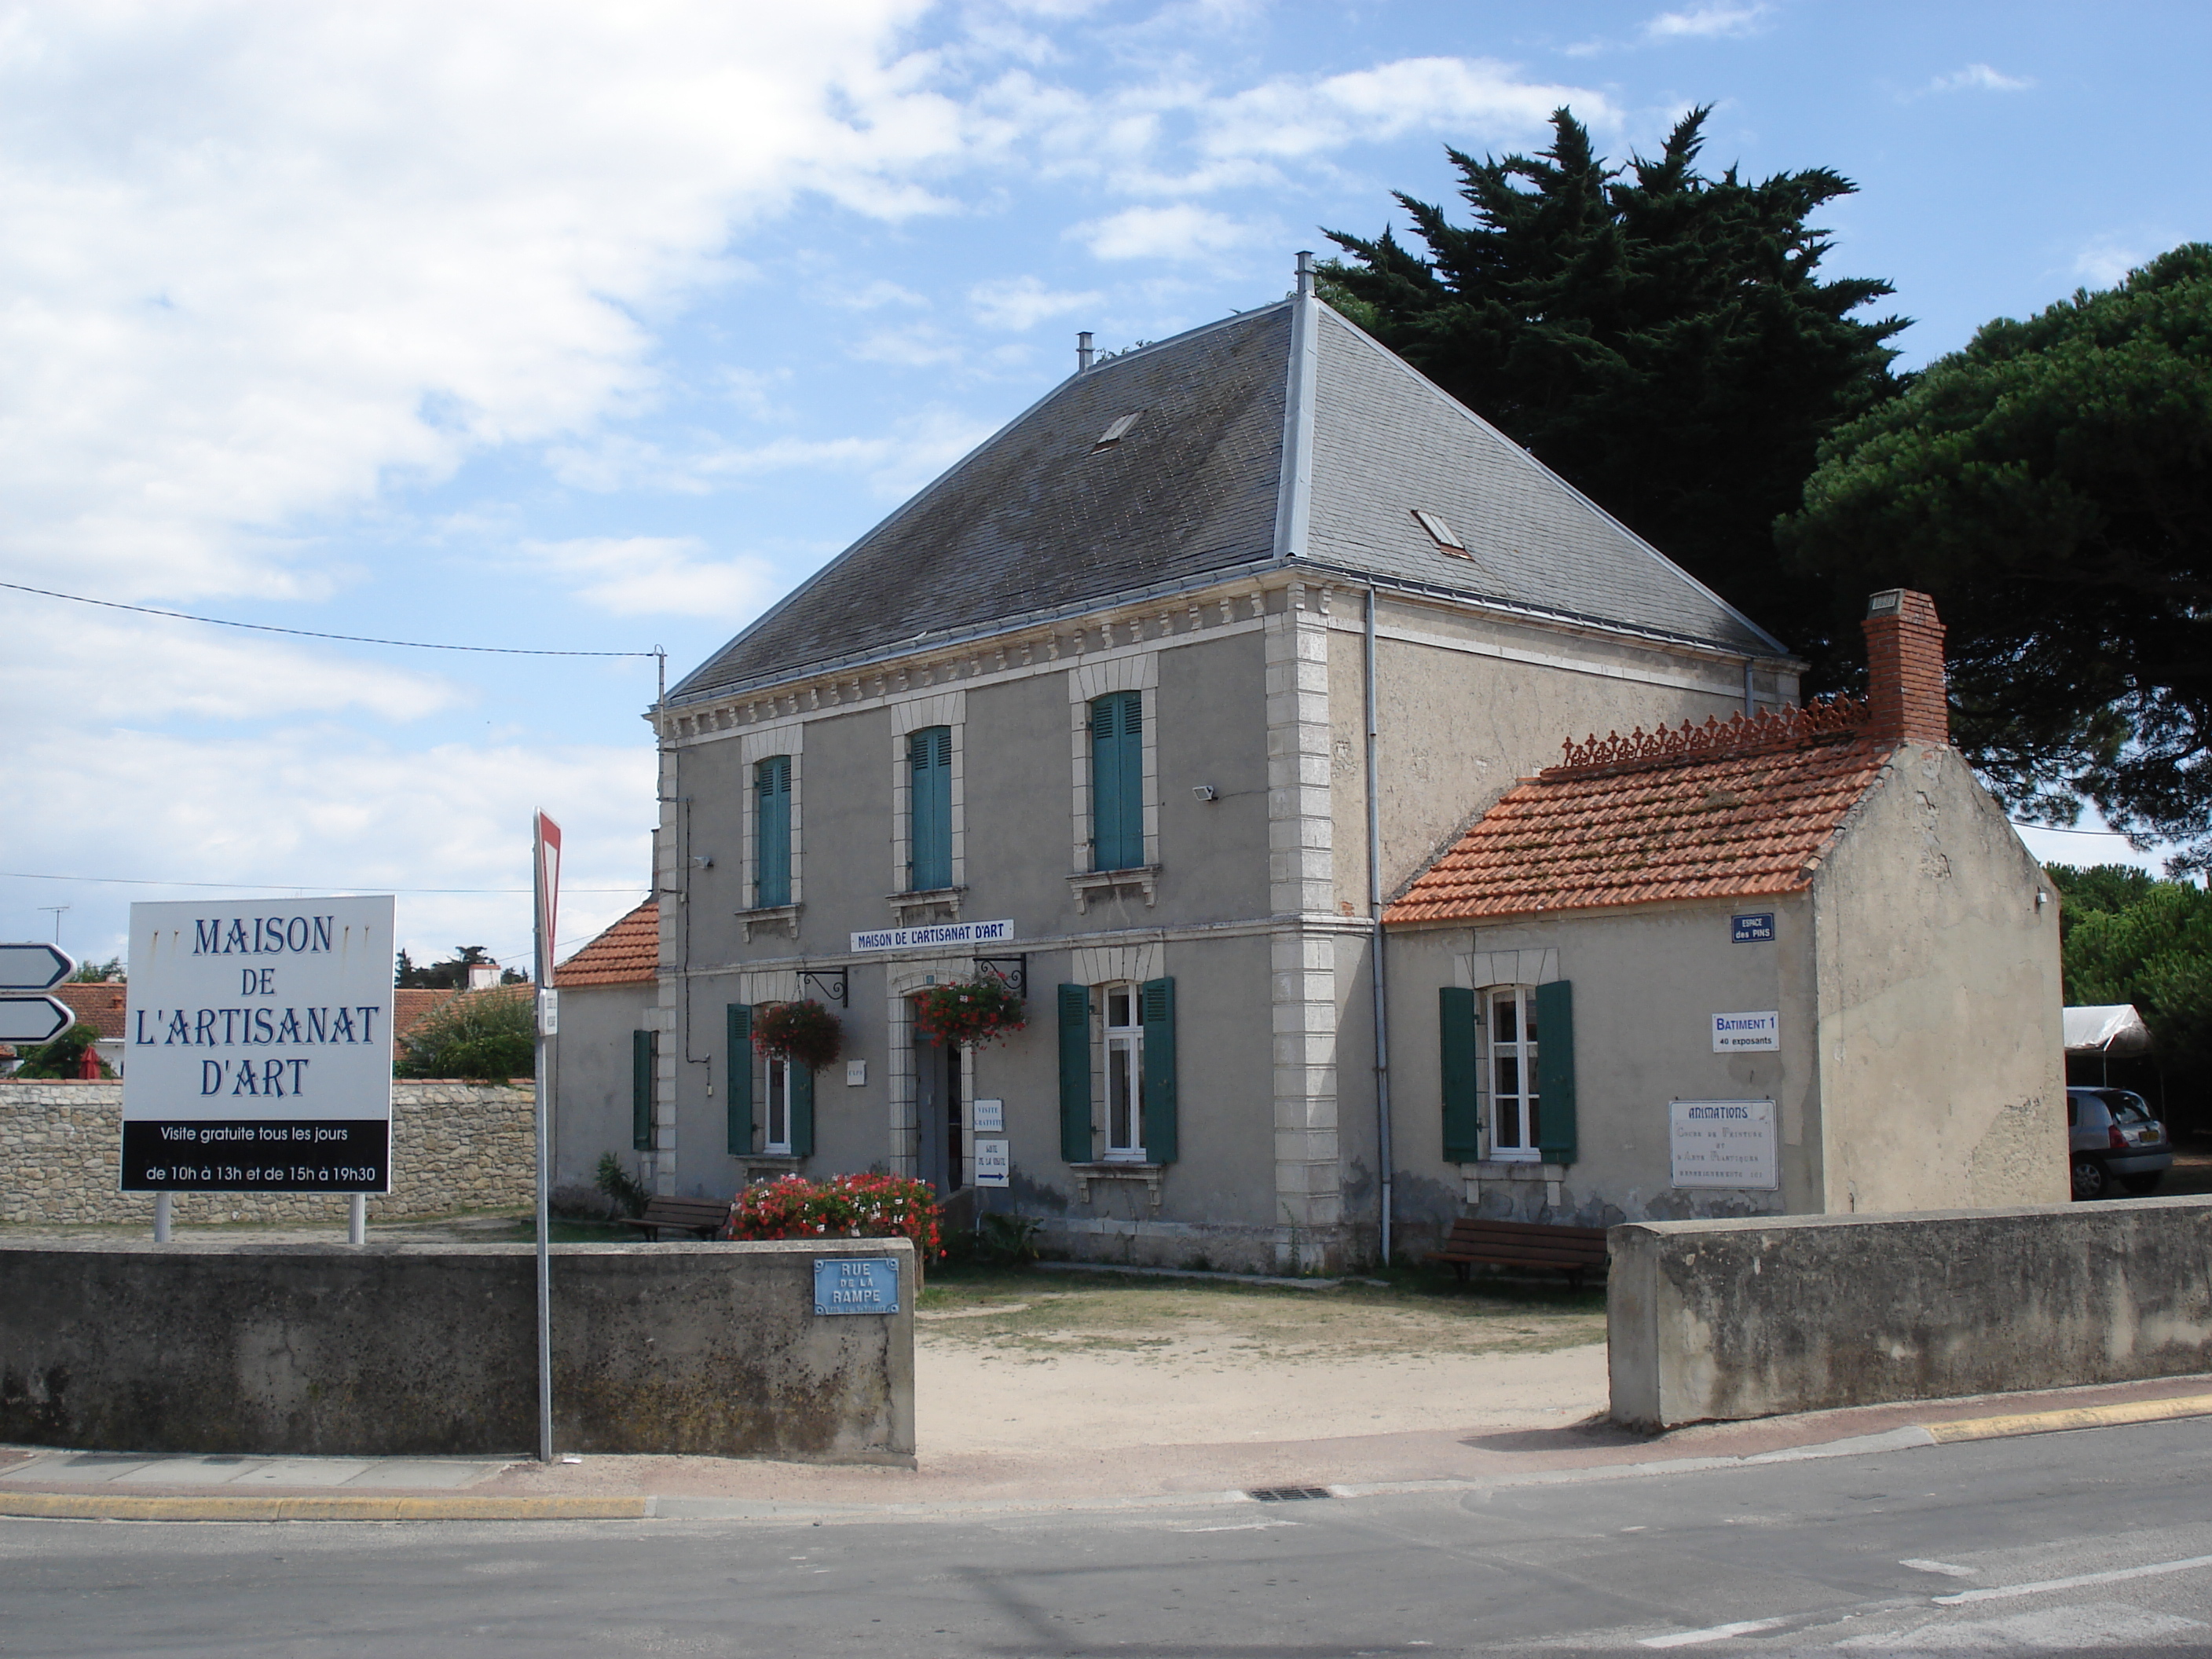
[[555, 899, 659, 987], [1386, 703, 1892, 925], [54, 983, 129, 1039]]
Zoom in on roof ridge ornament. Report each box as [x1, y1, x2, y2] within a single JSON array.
[[1547, 695, 1870, 778]]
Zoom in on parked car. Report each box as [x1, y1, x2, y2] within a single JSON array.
[[2067, 1086, 2172, 1199]]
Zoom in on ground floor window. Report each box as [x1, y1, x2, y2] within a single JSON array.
[[764, 1055, 793, 1155], [1104, 983, 1145, 1159], [1488, 985, 1540, 1159]]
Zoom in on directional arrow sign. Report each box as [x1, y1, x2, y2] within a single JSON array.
[[0, 994, 71, 1044], [0, 942, 75, 991]]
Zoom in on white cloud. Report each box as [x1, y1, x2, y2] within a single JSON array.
[[1923, 63, 2036, 95], [1071, 203, 1256, 261], [0, 2, 960, 604], [2075, 238, 2150, 288], [1642, 3, 1773, 41], [522, 536, 785, 621], [969, 275, 1104, 331], [1194, 57, 1610, 163]]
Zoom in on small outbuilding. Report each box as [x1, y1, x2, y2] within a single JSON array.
[[1382, 589, 2067, 1235], [548, 898, 660, 1197]]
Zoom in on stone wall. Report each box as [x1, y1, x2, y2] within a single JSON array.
[[1608, 1196, 2212, 1430], [0, 1081, 533, 1225], [0, 1237, 915, 1463]]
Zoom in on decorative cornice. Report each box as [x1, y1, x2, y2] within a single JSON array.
[[1546, 695, 1870, 779]]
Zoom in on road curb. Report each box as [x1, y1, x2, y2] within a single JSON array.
[[1923, 1391, 2212, 1445], [0, 1492, 653, 1523]]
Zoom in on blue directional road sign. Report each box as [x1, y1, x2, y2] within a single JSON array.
[[0, 943, 74, 991], [0, 942, 76, 1044]]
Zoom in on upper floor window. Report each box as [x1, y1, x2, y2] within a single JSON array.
[[908, 725, 953, 892], [1488, 985, 1540, 1159], [754, 755, 792, 908], [1090, 691, 1143, 872]]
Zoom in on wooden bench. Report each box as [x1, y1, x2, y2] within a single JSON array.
[[616, 1196, 730, 1241], [1428, 1218, 1609, 1291]]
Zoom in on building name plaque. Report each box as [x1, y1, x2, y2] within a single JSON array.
[[850, 919, 1015, 954], [1711, 1009, 1780, 1051]]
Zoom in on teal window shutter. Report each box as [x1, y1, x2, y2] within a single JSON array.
[[1057, 983, 1092, 1163], [908, 726, 952, 891], [632, 1029, 654, 1152], [726, 1005, 753, 1155], [1090, 691, 1144, 872], [1140, 976, 1177, 1163], [789, 1054, 815, 1158], [754, 756, 791, 908], [1440, 987, 1481, 1163], [1535, 980, 1577, 1165]]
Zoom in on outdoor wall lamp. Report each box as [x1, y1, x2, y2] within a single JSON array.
[[1192, 785, 1218, 802]]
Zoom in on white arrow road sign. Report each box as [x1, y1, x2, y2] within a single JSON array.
[[0, 995, 71, 1043], [0, 942, 75, 991]]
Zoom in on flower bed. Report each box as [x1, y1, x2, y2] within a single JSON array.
[[721, 1172, 943, 1261]]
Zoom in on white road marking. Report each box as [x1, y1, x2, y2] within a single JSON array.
[[1899, 1558, 1976, 1577], [1639, 1617, 1788, 1647], [1175, 1521, 1299, 1533], [1840, 1600, 2206, 1650], [1934, 1551, 2212, 1605]]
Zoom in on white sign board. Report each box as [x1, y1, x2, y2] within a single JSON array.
[[849, 918, 1014, 954], [121, 897, 396, 1194], [1669, 1099, 1778, 1189], [972, 1097, 1004, 1133], [1711, 1010, 1780, 1051], [972, 1137, 1010, 1188]]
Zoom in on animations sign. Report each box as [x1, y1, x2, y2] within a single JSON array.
[[120, 896, 396, 1194]]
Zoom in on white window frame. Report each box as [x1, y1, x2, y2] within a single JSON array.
[[1101, 981, 1146, 1162], [1485, 984, 1541, 1162], [763, 1053, 794, 1155]]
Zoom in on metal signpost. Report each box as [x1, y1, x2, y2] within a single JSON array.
[[531, 811, 562, 1467], [119, 898, 395, 1245], [0, 943, 75, 1045]]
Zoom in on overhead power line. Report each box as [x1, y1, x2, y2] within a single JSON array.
[[1, 870, 646, 895], [1, 580, 661, 659]]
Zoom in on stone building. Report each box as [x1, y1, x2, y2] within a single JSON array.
[[588, 258, 1848, 1273], [1382, 591, 2066, 1240]]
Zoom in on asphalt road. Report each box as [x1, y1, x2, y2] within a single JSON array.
[[5, 1418, 2211, 1657]]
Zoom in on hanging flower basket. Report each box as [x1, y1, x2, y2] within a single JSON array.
[[913, 979, 1027, 1049], [752, 999, 842, 1071]]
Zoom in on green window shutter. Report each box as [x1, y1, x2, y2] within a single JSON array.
[[1536, 980, 1577, 1165], [754, 756, 791, 908], [632, 1029, 654, 1152], [726, 1005, 753, 1155], [1090, 692, 1144, 872], [1440, 987, 1481, 1163], [1057, 983, 1092, 1163], [789, 1055, 815, 1159], [909, 726, 952, 891], [1140, 976, 1177, 1164]]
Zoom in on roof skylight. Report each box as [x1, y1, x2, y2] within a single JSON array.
[[1412, 508, 1469, 555], [1093, 412, 1142, 450]]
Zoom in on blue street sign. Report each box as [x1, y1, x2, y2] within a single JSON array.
[[0, 942, 75, 991], [813, 1257, 901, 1316], [1731, 914, 1776, 943]]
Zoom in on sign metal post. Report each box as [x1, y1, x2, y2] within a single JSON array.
[[532, 811, 562, 1466]]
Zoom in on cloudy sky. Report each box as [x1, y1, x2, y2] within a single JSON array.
[[3, 0, 2204, 972]]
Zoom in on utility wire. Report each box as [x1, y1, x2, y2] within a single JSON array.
[[1, 870, 646, 895], [1, 580, 661, 659]]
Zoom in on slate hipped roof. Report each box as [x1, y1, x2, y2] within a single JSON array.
[[672, 291, 1782, 705]]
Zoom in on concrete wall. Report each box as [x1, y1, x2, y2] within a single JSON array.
[[0, 1237, 914, 1463], [1812, 742, 2067, 1212], [1609, 1199, 2212, 1430], [1, 1080, 532, 1225]]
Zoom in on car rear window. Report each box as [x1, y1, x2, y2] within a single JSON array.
[[2095, 1090, 2154, 1125]]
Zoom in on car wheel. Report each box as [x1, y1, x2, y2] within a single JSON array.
[[2122, 1173, 2164, 1196], [2071, 1157, 2110, 1201]]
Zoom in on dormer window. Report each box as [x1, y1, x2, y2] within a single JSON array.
[[1093, 412, 1141, 451], [1412, 508, 1469, 556]]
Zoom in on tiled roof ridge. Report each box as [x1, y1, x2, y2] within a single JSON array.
[[1545, 695, 1872, 780]]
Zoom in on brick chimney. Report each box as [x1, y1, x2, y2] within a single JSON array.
[[1862, 588, 1949, 745]]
